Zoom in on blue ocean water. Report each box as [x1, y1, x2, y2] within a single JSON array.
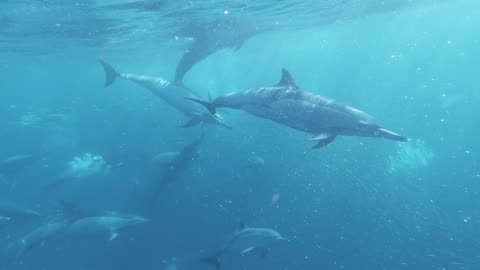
[[1, 0, 479, 269]]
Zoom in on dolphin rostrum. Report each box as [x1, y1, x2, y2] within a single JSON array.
[[188, 69, 407, 148], [201, 223, 285, 270], [99, 60, 230, 129]]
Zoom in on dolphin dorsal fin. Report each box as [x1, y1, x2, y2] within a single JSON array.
[[276, 69, 297, 88]]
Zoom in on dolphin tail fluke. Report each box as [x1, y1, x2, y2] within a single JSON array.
[[99, 60, 118, 87], [200, 252, 222, 270], [377, 128, 408, 142], [185, 98, 217, 115]]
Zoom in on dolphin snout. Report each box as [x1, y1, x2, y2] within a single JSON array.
[[277, 236, 289, 242]]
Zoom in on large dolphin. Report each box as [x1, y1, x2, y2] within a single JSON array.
[[99, 60, 230, 129], [174, 17, 266, 83], [201, 223, 285, 270], [188, 69, 407, 148], [66, 212, 149, 241], [149, 135, 203, 207]]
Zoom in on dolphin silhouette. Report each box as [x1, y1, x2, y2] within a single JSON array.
[[174, 18, 266, 83], [100, 60, 230, 129], [188, 69, 407, 148]]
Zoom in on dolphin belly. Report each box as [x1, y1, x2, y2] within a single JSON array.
[[242, 99, 363, 135]]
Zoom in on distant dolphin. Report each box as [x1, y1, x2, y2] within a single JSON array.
[[174, 18, 266, 83], [0, 154, 38, 175], [99, 60, 231, 129], [149, 135, 203, 207], [7, 220, 67, 263], [0, 202, 43, 225], [66, 212, 149, 241], [188, 69, 407, 148], [201, 223, 285, 270]]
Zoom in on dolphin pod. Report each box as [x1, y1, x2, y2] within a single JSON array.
[[188, 69, 407, 148]]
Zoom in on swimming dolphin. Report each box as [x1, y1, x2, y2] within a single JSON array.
[[0, 202, 43, 225], [174, 17, 266, 83], [188, 69, 407, 148], [99, 60, 230, 129], [149, 135, 203, 207], [201, 223, 285, 270], [0, 154, 38, 175], [7, 220, 67, 263], [66, 212, 149, 241]]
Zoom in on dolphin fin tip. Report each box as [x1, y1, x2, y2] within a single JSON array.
[[99, 59, 118, 87]]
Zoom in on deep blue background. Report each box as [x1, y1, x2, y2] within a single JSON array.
[[0, 1, 479, 269]]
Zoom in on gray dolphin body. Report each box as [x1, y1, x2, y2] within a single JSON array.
[[0, 202, 43, 225], [189, 69, 407, 148], [7, 220, 67, 263], [149, 135, 203, 207], [174, 18, 266, 83], [66, 213, 149, 241], [99, 60, 230, 129], [0, 154, 38, 175], [201, 223, 285, 270]]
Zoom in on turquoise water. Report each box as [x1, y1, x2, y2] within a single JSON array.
[[1, 0, 479, 269]]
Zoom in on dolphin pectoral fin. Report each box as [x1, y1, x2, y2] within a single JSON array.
[[312, 136, 336, 149], [99, 60, 118, 87], [182, 117, 202, 128], [185, 97, 217, 115], [241, 247, 256, 254], [307, 133, 332, 141], [109, 231, 119, 241]]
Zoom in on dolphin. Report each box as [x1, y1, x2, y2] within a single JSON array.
[[149, 135, 204, 207], [66, 212, 149, 241], [174, 17, 266, 83], [7, 220, 67, 263], [188, 69, 407, 148], [0, 154, 38, 175], [201, 223, 285, 270], [99, 60, 230, 129], [0, 202, 43, 225]]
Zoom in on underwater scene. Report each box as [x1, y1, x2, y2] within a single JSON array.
[[0, 0, 479, 269]]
